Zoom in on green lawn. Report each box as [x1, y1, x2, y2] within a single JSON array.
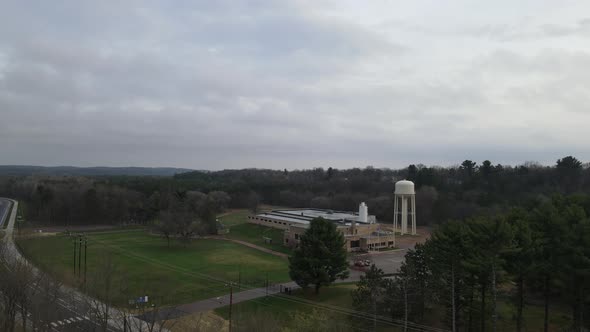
[[217, 209, 291, 254], [495, 298, 571, 331], [215, 283, 362, 328], [217, 210, 252, 228], [225, 223, 290, 254], [16, 230, 290, 307]]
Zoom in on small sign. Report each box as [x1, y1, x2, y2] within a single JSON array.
[[135, 296, 149, 304]]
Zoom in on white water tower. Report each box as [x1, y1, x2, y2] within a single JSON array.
[[394, 180, 416, 235]]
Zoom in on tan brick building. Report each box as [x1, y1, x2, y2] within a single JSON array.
[[248, 205, 395, 252]]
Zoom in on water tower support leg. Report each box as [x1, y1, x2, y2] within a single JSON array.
[[393, 196, 398, 233], [401, 196, 408, 235], [411, 196, 416, 235]]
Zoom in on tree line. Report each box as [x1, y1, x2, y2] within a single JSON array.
[[0, 156, 588, 229]]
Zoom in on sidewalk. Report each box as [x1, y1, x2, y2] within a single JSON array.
[[205, 235, 288, 258], [138, 281, 300, 322]]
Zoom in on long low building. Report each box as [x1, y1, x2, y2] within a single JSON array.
[[248, 203, 395, 252]]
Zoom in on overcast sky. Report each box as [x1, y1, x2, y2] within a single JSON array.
[[1, 1, 589, 170]]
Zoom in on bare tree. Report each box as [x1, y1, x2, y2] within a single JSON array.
[[30, 274, 63, 332], [85, 251, 118, 332], [14, 259, 40, 332]]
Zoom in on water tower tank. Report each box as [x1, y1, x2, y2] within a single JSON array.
[[395, 180, 415, 195]]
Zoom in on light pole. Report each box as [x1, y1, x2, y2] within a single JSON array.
[[73, 236, 77, 276], [227, 283, 234, 332], [84, 235, 88, 286], [78, 235, 82, 278]]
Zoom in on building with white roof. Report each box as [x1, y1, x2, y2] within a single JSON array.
[[248, 203, 395, 252]]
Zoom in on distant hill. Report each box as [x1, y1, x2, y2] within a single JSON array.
[[0, 165, 196, 177]]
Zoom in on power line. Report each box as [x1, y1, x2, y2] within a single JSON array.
[[75, 233, 449, 331]]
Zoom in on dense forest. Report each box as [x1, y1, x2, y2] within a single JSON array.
[[0, 156, 588, 228], [353, 193, 590, 331]]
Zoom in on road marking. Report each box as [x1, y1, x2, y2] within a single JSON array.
[[50, 322, 58, 327], [57, 320, 64, 325], [76, 316, 83, 321]]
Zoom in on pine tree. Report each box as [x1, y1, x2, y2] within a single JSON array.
[[504, 209, 536, 332], [288, 217, 349, 294]]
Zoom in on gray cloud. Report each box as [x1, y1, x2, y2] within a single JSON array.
[[1, 1, 590, 169]]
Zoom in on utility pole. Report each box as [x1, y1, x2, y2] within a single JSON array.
[[451, 263, 456, 332], [238, 267, 241, 289], [404, 278, 408, 332], [84, 235, 88, 286], [73, 236, 77, 275], [229, 284, 233, 332], [78, 235, 82, 278]]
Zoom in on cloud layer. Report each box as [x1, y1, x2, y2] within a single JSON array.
[[1, 1, 590, 169]]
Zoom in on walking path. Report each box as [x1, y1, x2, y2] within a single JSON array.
[[204, 236, 288, 258], [140, 281, 301, 322], [139, 267, 366, 322]]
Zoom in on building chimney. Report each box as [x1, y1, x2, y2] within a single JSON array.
[[359, 202, 368, 223]]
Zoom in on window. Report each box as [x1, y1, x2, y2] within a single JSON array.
[[295, 234, 299, 240], [350, 240, 360, 248]]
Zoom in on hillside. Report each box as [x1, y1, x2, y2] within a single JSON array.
[[0, 165, 195, 177]]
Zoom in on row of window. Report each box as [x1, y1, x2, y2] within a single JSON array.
[[251, 217, 289, 226], [367, 241, 394, 248]]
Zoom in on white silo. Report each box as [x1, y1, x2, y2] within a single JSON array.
[[359, 202, 368, 223], [394, 180, 416, 235]]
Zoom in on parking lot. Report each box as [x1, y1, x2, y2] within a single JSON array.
[[352, 226, 431, 274]]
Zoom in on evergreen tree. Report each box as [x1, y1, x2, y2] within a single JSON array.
[[425, 220, 472, 331], [288, 217, 349, 294], [468, 216, 513, 332], [351, 265, 389, 330], [530, 199, 568, 332], [504, 209, 536, 332]]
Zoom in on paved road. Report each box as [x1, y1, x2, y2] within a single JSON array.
[[0, 198, 156, 332], [0, 198, 10, 228]]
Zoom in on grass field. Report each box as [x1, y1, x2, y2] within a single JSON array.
[[225, 223, 290, 254], [218, 209, 291, 254], [217, 209, 252, 228], [215, 283, 363, 330], [16, 230, 290, 307]]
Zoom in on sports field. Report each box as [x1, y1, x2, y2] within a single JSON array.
[[16, 230, 289, 307]]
